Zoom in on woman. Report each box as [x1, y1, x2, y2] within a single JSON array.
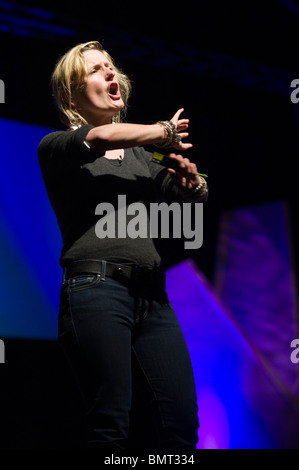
[[38, 40, 208, 449]]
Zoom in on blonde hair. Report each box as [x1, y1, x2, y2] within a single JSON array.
[[51, 41, 132, 127]]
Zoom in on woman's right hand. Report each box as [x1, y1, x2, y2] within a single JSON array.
[[170, 108, 193, 150]]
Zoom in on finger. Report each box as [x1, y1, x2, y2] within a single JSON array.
[[166, 156, 184, 175], [167, 168, 176, 176], [181, 162, 194, 177], [167, 168, 182, 186], [176, 123, 189, 132], [177, 119, 189, 128], [177, 132, 189, 139], [185, 162, 197, 175], [191, 163, 198, 175], [180, 176, 187, 188], [168, 154, 190, 169], [173, 142, 193, 150], [168, 152, 184, 160], [171, 108, 184, 123]]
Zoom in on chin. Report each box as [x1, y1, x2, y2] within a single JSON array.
[[115, 101, 124, 111]]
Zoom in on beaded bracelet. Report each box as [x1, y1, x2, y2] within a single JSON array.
[[191, 176, 208, 197], [155, 120, 182, 148]]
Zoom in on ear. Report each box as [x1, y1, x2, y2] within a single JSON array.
[[70, 91, 79, 109]]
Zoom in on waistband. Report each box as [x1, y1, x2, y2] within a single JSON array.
[[63, 259, 165, 289]]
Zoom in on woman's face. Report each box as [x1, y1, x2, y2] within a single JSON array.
[[73, 49, 124, 125]]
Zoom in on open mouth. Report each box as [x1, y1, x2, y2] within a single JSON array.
[[108, 82, 121, 99]]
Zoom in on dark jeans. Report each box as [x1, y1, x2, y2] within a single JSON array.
[[58, 271, 199, 449]]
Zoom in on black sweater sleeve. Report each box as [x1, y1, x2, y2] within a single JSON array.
[[134, 146, 208, 204], [38, 124, 96, 167]]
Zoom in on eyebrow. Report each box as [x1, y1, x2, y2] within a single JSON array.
[[88, 62, 113, 72]]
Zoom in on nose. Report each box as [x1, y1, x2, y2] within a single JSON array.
[[105, 66, 115, 80]]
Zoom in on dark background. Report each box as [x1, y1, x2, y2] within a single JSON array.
[[0, 0, 299, 448]]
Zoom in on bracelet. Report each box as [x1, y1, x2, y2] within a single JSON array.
[[155, 120, 182, 148], [191, 176, 208, 197]]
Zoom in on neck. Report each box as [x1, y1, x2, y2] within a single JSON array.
[[80, 111, 118, 127]]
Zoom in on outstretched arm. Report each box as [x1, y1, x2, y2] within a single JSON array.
[[84, 108, 193, 152]]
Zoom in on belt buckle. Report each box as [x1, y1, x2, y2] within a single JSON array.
[[113, 265, 127, 283]]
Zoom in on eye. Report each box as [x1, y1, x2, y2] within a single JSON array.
[[105, 63, 114, 71]]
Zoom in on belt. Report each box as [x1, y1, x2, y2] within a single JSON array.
[[63, 259, 166, 289]]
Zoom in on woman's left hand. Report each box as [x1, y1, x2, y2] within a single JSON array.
[[166, 153, 202, 190]]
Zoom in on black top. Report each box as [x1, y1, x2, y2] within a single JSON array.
[[38, 124, 188, 268]]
